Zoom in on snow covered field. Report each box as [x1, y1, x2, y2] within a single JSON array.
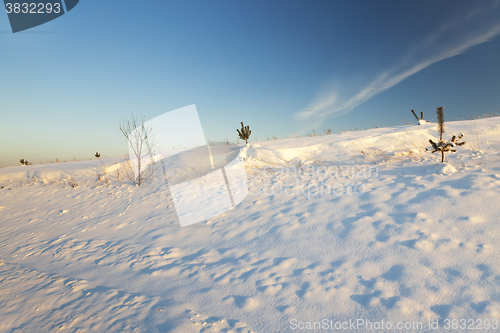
[[1, 117, 500, 332]]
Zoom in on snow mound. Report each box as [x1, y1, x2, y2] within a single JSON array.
[[240, 143, 326, 165], [0, 157, 127, 186], [2, 116, 500, 332], [427, 162, 457, 174]]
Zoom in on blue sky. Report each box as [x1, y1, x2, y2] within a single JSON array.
[[1, 0, 500, 167]]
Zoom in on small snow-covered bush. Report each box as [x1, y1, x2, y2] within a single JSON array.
[[95, 163, 110, 186], [67, 178, 78, 188], [411, 109, 428, 125], [427, 134, 466, 163], [237, 122, 252, 145], [426, 107, 466, 163]]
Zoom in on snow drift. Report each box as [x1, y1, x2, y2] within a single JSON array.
[[1, 117, 500, 332]]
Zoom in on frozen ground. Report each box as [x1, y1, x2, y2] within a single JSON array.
[[1, 117, 500, 332]]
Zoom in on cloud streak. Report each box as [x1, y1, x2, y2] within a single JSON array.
[[295, 4, 500, 122]]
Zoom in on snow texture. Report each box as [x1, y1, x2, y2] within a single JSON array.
[[1, 117, 500, 332]]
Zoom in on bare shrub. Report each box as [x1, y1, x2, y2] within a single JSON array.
[[95, 162, 110, 186], [68, 178, 78, 188], [119, 114, 159, 185]]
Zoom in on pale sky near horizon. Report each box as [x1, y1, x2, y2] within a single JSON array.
[[1, 0, 500, 167]]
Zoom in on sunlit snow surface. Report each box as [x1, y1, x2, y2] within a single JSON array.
[[1, 118, 500, 332]]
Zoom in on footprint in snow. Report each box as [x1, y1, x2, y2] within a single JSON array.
[[223, 295, 259, 310]]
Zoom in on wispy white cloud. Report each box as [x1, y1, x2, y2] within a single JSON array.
[[295, 4, 500, 122]]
